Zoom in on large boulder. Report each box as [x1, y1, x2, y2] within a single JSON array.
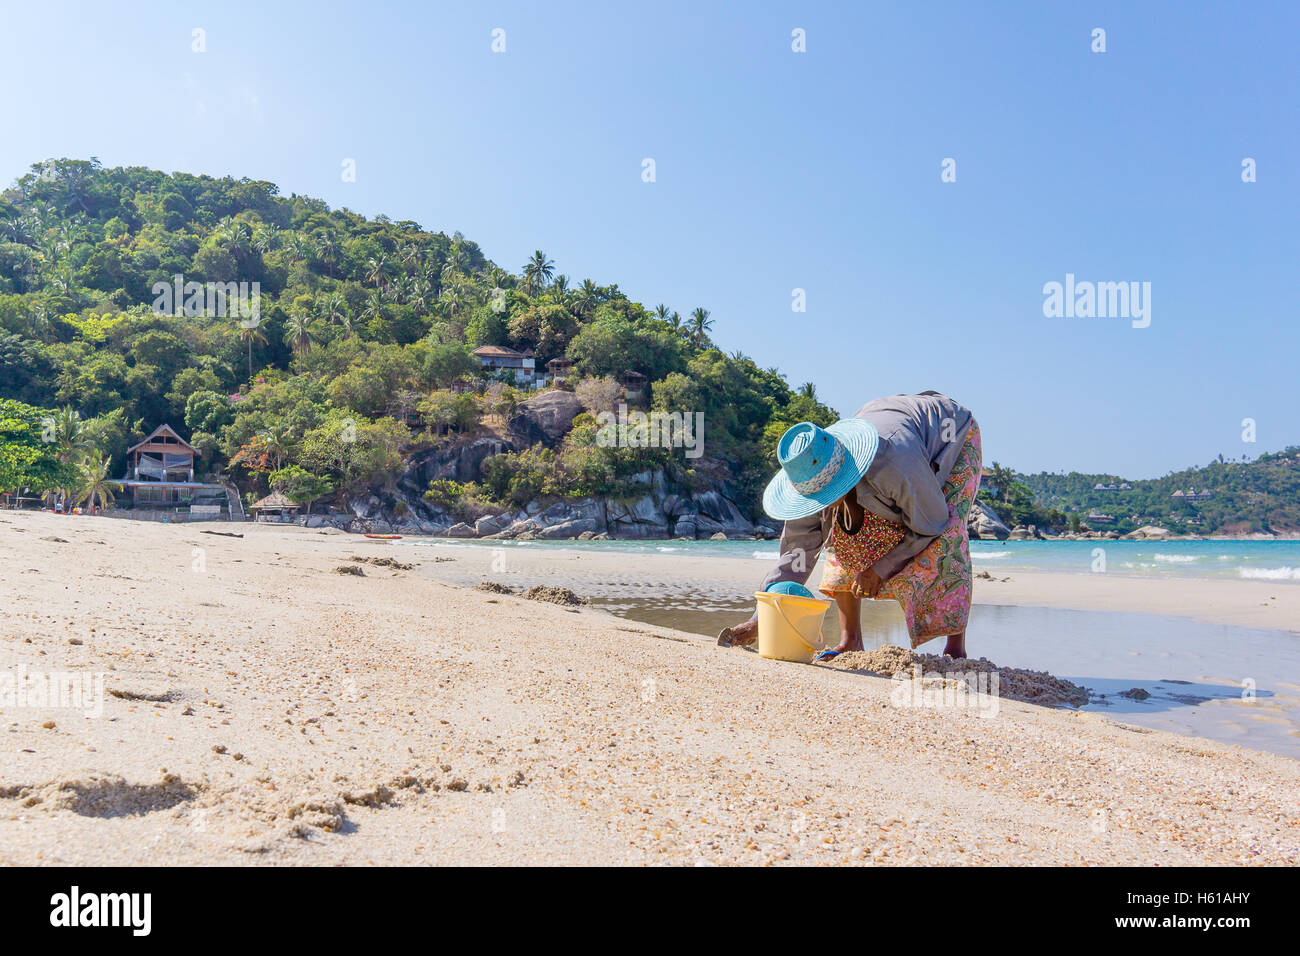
[[400, 436, 511, 489], [507, 391, 585, 447], [689, 489, 756, 537], [969, 502, 1012, 540], [1125, 525, 1171, 540], [445, 522, 477, 538], [475, 513, 512, 536], [606, 495, 670, 539]]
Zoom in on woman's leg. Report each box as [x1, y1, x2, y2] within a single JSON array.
[[944, 631, 966, 659], [832, 591, 863, 653]]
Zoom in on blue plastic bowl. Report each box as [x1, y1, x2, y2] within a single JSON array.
[[764, 581, 815, 599]]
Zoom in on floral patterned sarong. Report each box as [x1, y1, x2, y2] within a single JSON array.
[[819, 423, 982, 648]]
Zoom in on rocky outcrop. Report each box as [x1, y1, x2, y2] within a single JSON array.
[[506, 391, 585, 448], [399, 436, 510, 490], [1124, 525, 1171, 540], [968, 501, 1012, 540]]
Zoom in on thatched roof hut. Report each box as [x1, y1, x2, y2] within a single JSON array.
[[249, 491, 301, 518]]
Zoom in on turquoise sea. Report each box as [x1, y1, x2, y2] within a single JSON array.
[[411, 536, 1300, 582]]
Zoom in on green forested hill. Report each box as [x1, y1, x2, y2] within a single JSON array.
[[1012, 449, 1300, 535], [0, 158, 835, 512]]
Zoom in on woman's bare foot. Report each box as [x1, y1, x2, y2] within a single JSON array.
[[831, 631, 863, 654], [944, 632, 967, 658]]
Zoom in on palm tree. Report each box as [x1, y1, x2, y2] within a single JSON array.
[[284, 234, 311, 266], [317, 293, 350, 334], [283, 312, 317, 355], [522, 250, 555, 295], [573, 278, 600, 317], [689, 307, 713, 347], [409, 278, 433, 313], [654, 303, 671, 324], [48, 407, 92, 464], [236, 320, 267, 379], [315, 234, 339, 278], [365, 256, 388, 289], [361, 291, 386, 325], [988, 462, 1015, 502], [252, 225, 278, 255], [797, 382, 818, 401], [258, 424, 293, 471], [77, 454, 121, 512]]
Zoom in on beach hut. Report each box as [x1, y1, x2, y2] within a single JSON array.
[[249, 491, 302, 523], [545, 356, 573, 387], [621, 369, 648, 402]]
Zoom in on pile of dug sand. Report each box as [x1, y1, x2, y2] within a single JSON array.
[[829, 644, 1090, 708], [472, 582, 589, 606], [350, 555, 414, 570], [521, 585, 589, 606]]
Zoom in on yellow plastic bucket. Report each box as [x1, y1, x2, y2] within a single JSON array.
[[753, 591, 832, 663]]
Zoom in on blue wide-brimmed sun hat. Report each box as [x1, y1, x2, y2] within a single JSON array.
[[761, 419, 879, 521]]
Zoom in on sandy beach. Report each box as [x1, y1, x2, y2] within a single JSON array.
[[2, 511, 1298, 866]]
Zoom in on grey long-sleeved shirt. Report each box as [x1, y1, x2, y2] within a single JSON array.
[[755, 392, 975, 603]]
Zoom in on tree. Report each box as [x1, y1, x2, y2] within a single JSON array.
[[522, 250, 555, 295], [77, 454, 122, 511], [574, 375, 622, 415], [235, 320, 267, 380], [689, 307, 713, 347], [268, 464, 334, 515], [284, 312, 317, 355], [988, 461, 1015, 502], [0, 399, 77, 496]]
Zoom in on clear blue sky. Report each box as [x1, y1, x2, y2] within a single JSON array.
[[3, 1, 1297, 477]]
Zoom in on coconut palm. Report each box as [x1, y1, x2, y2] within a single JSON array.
[[77, 454, 121, 512], [988, 462, 1016, 502], [797, 382, 818, 401], [365, 256, 388, 289], [315, 233, 339, 278], [653, 303, 671, 324], [361, 291, 386, 325], [252, 225, 278, 254], [283, 312, 317, 355], [689, 307, 713, 347], [47, 407, 92, 464], [522, 250, 555, 295], [575, 279, 600, 313], [317, 292, 349, 331], [235, 320, 267, 379]]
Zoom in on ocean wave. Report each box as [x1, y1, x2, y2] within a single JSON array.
[[1238, 567, 1300, 580], [752, 550, 779, 559], [1153, 554, 1198, 563], [971, 552, 1013, 560]]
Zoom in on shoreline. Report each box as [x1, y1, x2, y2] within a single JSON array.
[[397, 537, 1300, 635], [2, 511, 1298, 865]]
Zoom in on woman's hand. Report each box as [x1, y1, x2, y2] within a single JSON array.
[[718, 619, 758, 647], [851, 568, 882, 598]]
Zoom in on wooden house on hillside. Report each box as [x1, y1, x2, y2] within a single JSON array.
[[118, 424, 230, 514]]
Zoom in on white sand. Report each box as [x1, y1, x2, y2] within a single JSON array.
[[1, 511, 1297, 865]]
